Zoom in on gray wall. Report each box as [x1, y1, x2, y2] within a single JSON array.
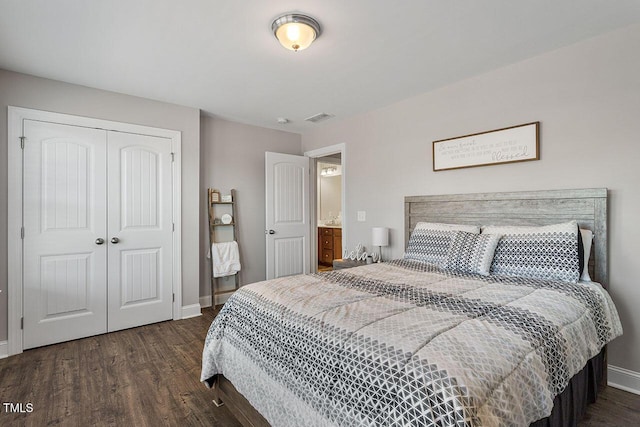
[[0, 69, 201, 342], [302, 24, 640, 374], [200, 115, 301, 303]]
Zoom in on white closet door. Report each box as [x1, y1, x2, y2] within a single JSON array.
[[23, 120, 108, 349], [106, 131, 173, 331]]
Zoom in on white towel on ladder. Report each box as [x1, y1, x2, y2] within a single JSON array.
[[210, 241, 241, 278]]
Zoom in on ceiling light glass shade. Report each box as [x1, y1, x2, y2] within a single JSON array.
[[272, 14, 321, 51]]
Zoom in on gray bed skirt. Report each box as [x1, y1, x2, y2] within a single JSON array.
[[531, 347, 605, 427]]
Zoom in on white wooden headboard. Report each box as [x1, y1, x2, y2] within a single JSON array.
[[404, 188, 608, 287]]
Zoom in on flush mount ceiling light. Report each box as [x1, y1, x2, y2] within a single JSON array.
[[271, 13, 321, 52]]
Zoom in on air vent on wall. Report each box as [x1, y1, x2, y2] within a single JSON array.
[[304, 113, 334, 123]]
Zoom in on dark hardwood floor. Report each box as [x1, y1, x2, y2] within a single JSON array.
[[1, 307, 638, 426]]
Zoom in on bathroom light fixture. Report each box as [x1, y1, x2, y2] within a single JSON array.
[[271, 13, 321, 52], [320, 166, 337, 176]]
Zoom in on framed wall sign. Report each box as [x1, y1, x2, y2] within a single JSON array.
[[433, 122, 539, 171]]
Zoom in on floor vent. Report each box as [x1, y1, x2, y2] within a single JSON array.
[[304, 113, 334, 123]]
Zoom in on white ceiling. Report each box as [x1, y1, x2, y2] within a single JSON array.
[[2, 1, 640, 133]]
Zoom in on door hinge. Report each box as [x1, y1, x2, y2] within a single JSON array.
[[172, 223, 175, 232], [20, 226, 24, 239], [21, 317, 24, 330], [19, 136, 25, 149], [172, 293, 175, 302], [171, 152, 175, 162]]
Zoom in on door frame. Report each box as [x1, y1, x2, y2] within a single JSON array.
[[7, 106, 183, 356], [303, 143, 346, 272]]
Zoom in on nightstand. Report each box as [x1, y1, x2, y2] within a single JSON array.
[[332, 258, 366, 270]]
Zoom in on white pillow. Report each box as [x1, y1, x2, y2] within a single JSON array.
[[580, 228, 593, 281]]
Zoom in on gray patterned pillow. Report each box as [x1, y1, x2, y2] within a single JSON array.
[[443, 231, 502, 276], [404, 222, 481, 266], [482, 221, 581, 283]]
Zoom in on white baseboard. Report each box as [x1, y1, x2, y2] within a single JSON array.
[[215, 292, 232, 306], [0, 340, 7, 359], [200, 295, 212, 308], [608, 365, 640, 395], [181, 303, 202, 319], [200, 293, 233, 308]]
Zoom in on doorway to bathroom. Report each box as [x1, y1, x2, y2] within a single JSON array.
[[304, 143, 346, 273], [316, 154, 342, 271]]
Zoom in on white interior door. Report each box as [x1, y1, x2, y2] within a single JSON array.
[[265, 152, 310, 279], [107, 131, 174, 332], [23, 120, 108, 349]]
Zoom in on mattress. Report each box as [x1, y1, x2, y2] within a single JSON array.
[[201, 260, 622, 426]]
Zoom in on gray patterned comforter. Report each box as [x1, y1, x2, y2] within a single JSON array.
[[201, 260, 622, 427]]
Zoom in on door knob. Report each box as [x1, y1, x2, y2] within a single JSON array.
[[111, 237, 120, 244], [95, 238, 105, 245], [266, 229, 276, 235]]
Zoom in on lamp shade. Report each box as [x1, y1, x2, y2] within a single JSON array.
[[371, 227, 389, 247], [272, 14, 321, 51]]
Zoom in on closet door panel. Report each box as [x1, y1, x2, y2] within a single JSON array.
[[107, 131, 173, 331], [22, 120, 108, 349]]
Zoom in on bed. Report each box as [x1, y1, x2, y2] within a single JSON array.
[[201, 188, 622, 426]]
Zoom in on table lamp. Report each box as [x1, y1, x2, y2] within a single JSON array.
[[371, 227, 389, 263]]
